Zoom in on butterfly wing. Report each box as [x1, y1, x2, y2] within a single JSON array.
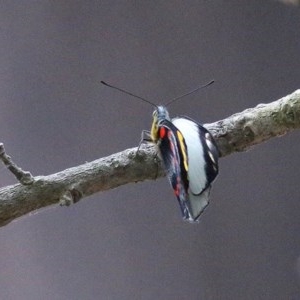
[[156, 121, 191, 220], [172, 117, 219, 221]]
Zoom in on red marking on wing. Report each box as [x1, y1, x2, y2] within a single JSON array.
[[159, 127, 166, 139], [174, 177, 182, 197]]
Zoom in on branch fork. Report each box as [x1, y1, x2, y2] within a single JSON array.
[[0, 143, 34, 185]]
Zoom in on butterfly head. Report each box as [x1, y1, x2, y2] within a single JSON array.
[[151, 105, 170, 142]]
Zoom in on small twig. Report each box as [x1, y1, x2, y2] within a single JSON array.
[[0, 143, 34, 185]]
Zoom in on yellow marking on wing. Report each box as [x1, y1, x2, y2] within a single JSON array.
[[151, 119, 158, 142], [177, 131, 188, 171]]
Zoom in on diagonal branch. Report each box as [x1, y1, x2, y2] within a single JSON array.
[[0, 89, 299, 227]]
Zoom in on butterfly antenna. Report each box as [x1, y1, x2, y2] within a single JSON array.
[[101, 81, 156, 107], [165, 80, 214, 107]]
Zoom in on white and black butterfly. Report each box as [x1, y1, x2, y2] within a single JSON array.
[[101, 81, 219, 223]]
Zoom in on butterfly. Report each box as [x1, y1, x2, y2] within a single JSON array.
[[149, 105, 218, 222], [101, 81, 219, 223]]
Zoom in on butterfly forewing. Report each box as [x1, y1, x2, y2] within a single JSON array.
[[173, 117, 218, 189], [157, 121, 191, 220]]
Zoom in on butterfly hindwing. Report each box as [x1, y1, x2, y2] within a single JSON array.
[[158, 117, 218, 222]]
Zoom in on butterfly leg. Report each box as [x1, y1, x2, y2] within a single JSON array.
[[136, 130, 160, 179], [137, 130, 152, 153]]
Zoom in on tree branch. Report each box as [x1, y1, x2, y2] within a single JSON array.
[[0, 89, 299, 227]]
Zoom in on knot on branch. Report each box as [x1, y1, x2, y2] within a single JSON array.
[[59, 188, 83, 206]]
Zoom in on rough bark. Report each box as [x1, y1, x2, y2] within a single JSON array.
[[0, 89, 299, 227]]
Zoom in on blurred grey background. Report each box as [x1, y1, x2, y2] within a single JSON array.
[[0, 1, 300, 299]]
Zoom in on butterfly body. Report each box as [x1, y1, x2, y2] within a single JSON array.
[[151, 105, 219, 222]]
